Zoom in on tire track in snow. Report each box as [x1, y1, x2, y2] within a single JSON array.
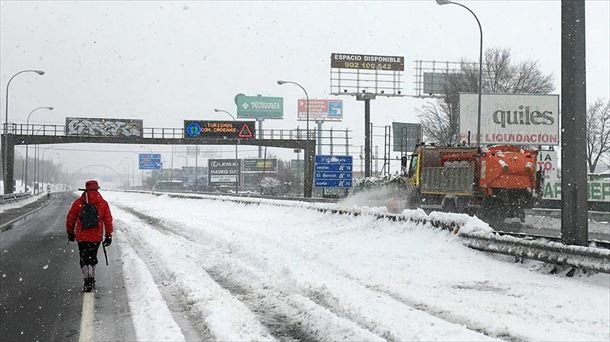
[[117, 204, 492, 341], [117, 224, 211, 341], [118, 238, 187, 341], [116, 205, 385, 342], [115, 211, 275, 341]]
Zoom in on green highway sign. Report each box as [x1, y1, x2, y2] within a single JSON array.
[[236, 96, 284, 119]]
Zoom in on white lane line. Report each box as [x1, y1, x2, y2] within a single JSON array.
[[79, 292, 95, 342]]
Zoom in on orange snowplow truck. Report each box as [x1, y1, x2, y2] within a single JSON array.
[[404, 144, 540, 222]]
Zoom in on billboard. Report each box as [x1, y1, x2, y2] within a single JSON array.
[[392, 122, 422, 152], [139, 154, 161, 170], [65, 117, 143, 137], [243, 159, 278, 173], [184, 120, 255, 139], [331, 53, 404, 71], [537, 150, 559, 181], [297, 99, 343, 122], [236, 96, 283, 119], [208, 159, 241, 187], [542, 178, 610, 203], [459, 93, 560, 146]]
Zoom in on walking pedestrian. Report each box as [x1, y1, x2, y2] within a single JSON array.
[[66, 180, 113, 292]]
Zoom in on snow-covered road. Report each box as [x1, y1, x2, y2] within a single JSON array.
[[106, 192, 610, 341]]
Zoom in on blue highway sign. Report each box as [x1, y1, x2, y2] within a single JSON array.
[[139, 153, 162, 170], [314, 155, 353, 188]]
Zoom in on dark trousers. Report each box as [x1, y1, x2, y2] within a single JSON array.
[[78, 242, 101, 268]]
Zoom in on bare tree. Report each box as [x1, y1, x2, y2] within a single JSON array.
[[586, 98, 610, 173], [418, 47, 555, 145], [418, 100, 459, 146]]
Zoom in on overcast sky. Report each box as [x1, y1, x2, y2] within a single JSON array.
[[1, 0, 609, 179]]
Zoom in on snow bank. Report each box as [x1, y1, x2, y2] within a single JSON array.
[[427, 211, 493, 233]]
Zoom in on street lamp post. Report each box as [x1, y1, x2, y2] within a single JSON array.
[[277, 80, 311, 197], [214, 109, 240, 194], [33, 126, 46, 194], [25, 106, 53, 192], [436, 0, 483, 148], [277, 80, 309, 139], [3, 69, 45, 192], [118, 159, 131, 189], [41, 151, 59, 191]]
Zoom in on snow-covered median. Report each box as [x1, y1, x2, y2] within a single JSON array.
[[0, 192, 46, 214], [106, 192, 610, 341]]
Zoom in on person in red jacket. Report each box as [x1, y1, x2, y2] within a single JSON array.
[[66, 180, 113, 292]]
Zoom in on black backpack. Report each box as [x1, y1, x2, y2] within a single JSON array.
[[79, 192, 99, 229]]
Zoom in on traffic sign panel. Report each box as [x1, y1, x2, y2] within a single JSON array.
[[243, 159, 278, 173], [184, 120, 256, 139], [392, 122, 422, 152], [139, 153, 161, 170], [208, 159, 241, 187], [314, 155, 353, 188]]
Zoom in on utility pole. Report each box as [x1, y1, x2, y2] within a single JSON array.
[[561, 0, 588, 246], [357, 93, 375, 177]]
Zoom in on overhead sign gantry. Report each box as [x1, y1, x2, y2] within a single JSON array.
[[1, 120, 315, 197]]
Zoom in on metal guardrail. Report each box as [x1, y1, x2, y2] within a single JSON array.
[[0, 192, 32, 205], [126, 189, 609, 221], [527, 208, 609, 222], [461, 231, 610, 273], [121, 190, 610, 274]]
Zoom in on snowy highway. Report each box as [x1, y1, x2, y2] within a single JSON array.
[[1, 191, 609, 341], [106, 192, 608, 341]]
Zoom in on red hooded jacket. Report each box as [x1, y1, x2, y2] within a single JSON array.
[[66, 190, 113, 242]]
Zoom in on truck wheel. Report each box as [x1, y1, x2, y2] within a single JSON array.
[[518, 208, 526, 223], [442, 198, 456, 212], [481, 209, 506, 228]]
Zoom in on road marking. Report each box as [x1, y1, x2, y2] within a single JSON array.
[[79, 292, 95, 342]]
